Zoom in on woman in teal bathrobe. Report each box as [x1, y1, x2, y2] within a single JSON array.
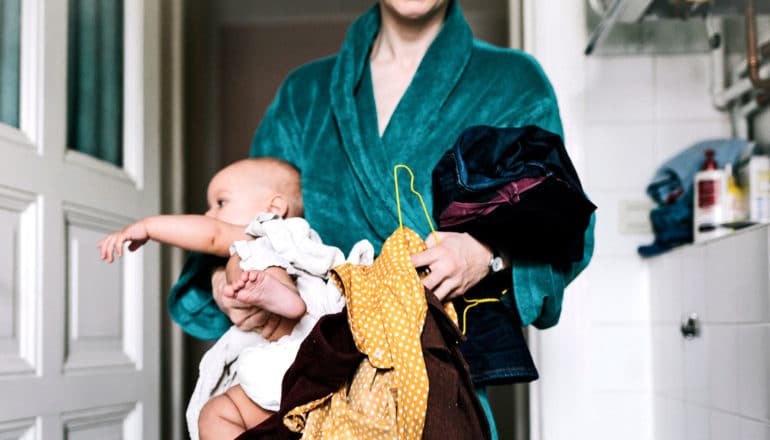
[[170, 0, 595, 436]]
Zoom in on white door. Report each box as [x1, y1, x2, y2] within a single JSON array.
[[0, 0, 161, 439]]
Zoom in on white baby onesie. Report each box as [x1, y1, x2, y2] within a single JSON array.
[[185, 213, 373, 440]]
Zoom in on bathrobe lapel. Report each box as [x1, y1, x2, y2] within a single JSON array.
[[330, 2, 473, 236]]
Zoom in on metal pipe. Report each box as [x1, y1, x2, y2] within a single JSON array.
[[714, 63, 770, 109], [746, 0, 770, 89]]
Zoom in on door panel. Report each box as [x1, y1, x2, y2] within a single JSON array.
[[64, 207, 136, 372], [0, 186, 36, 376], [0, 0, 160, 438]]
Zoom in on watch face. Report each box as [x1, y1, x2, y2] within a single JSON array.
[[490, 256, 504, 272]]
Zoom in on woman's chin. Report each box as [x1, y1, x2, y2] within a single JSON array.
[[381, 0, 447, 23]]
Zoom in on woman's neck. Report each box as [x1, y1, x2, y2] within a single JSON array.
[[370, 5, 447, 69]]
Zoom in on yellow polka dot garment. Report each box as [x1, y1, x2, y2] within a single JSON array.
[[283, 226, 457, 439]]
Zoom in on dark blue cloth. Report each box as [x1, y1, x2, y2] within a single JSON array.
[[432, 124, 596, 265], [432, 125, 595, 386], [453, 271, 539, 386]]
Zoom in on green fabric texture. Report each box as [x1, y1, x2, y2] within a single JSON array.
[[168, 252, 232, 340], [67, 0, 123, 165], [0, 0, 20, 127], [169, 0, 595, 337]]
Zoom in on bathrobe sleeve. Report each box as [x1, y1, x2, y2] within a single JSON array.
[[482, 52, 595, 329], [167, 252, 231, 340]]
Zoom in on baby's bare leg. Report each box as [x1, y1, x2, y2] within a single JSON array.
[[198, 385, 272, 440], [229, 269, 306, 319]]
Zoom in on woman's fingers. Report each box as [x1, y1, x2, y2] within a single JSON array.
[[232, 306, 270, 332], [411, 231, 492, 301], [258, 315, 282, 340], [410, 246, 439, 272]]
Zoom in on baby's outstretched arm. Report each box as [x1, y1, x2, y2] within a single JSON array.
[[224, 266, 306, 320], [98, 215, 249, 263]]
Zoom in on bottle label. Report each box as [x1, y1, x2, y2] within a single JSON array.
[[698, 179, 719, 208]]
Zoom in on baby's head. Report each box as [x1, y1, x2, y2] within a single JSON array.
[[205, 157, 303, 225]]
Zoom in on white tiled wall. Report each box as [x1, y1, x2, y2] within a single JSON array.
[[524, 1, 768, 440], [649, 227, 770, 439]]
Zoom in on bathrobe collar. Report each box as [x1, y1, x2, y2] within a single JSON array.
[[329, 0, 473, 231]]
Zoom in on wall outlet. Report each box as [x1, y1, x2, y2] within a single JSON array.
[[618, 199, 655, 234]]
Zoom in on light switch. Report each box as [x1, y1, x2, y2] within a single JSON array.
[[618, 198, 655, 234]]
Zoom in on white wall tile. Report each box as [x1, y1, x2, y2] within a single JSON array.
[[654, 55, 720, 122], [709, 411, 770, 440], [685, 403, 710, 440], [740, 417, 770, 440], [734, 228, 770, 323], [738, 325, 770, 422], [710, 409, 742, 440], [707, 325, 739, 413], [653, 396, 685, 440], [587, 258, 649, 323], [654, 119, 733, 165], [683, 326, 710, 406], [651, 324, 684, 399], [680, 244, 708, 324], [590, 324, 651, 391], [649, 251, 684, 324], [585, 57, 655, 123], [535, 302, 594, 440], [590, 392, 653, 440], [704, 237, 740, 323], [584, 122, 656, 191]]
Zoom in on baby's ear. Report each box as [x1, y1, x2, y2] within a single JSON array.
[[267, 194, 289, 218]]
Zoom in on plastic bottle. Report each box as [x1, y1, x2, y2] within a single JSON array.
[[723, 163, 747, 223], [693, 149, 727, 242]]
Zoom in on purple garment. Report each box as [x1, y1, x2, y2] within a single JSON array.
[[439, 176, 547, 227]]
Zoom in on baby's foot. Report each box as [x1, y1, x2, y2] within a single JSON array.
[[222, 273, 247, 299], [230, 270, 270, 306], [233, 270, 306, 318]]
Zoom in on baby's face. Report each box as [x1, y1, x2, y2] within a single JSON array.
[[205, 167, 272, 225]]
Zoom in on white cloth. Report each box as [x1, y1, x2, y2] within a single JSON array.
[[186, 213, 373, 440]]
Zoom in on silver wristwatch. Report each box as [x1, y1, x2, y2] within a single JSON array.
[[489, 250, 504, 273]]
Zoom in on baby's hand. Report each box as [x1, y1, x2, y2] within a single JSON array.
[[97, 221, 150, 263]]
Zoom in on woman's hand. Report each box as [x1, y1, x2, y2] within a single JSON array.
[[410, 231, 493, 301]]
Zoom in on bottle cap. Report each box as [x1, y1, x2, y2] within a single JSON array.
[[702, 149, 718, 170]]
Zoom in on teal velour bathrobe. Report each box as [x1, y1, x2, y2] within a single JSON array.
[[169, 1, 595, 340]]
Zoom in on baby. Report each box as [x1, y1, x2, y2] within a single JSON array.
[[98, 157, 372, 440]]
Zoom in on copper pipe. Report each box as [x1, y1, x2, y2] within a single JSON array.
[[746, 0, 770, 89]]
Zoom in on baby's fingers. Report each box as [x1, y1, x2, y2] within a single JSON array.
[[98, 237, 115, 262], [106, 236, 125, 263], [116, 237, 125, 258]]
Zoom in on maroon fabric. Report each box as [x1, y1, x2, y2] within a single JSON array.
[[235, 293, 490, 440], [234, 310, 362, 440], [439, 176, 547, 227]]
